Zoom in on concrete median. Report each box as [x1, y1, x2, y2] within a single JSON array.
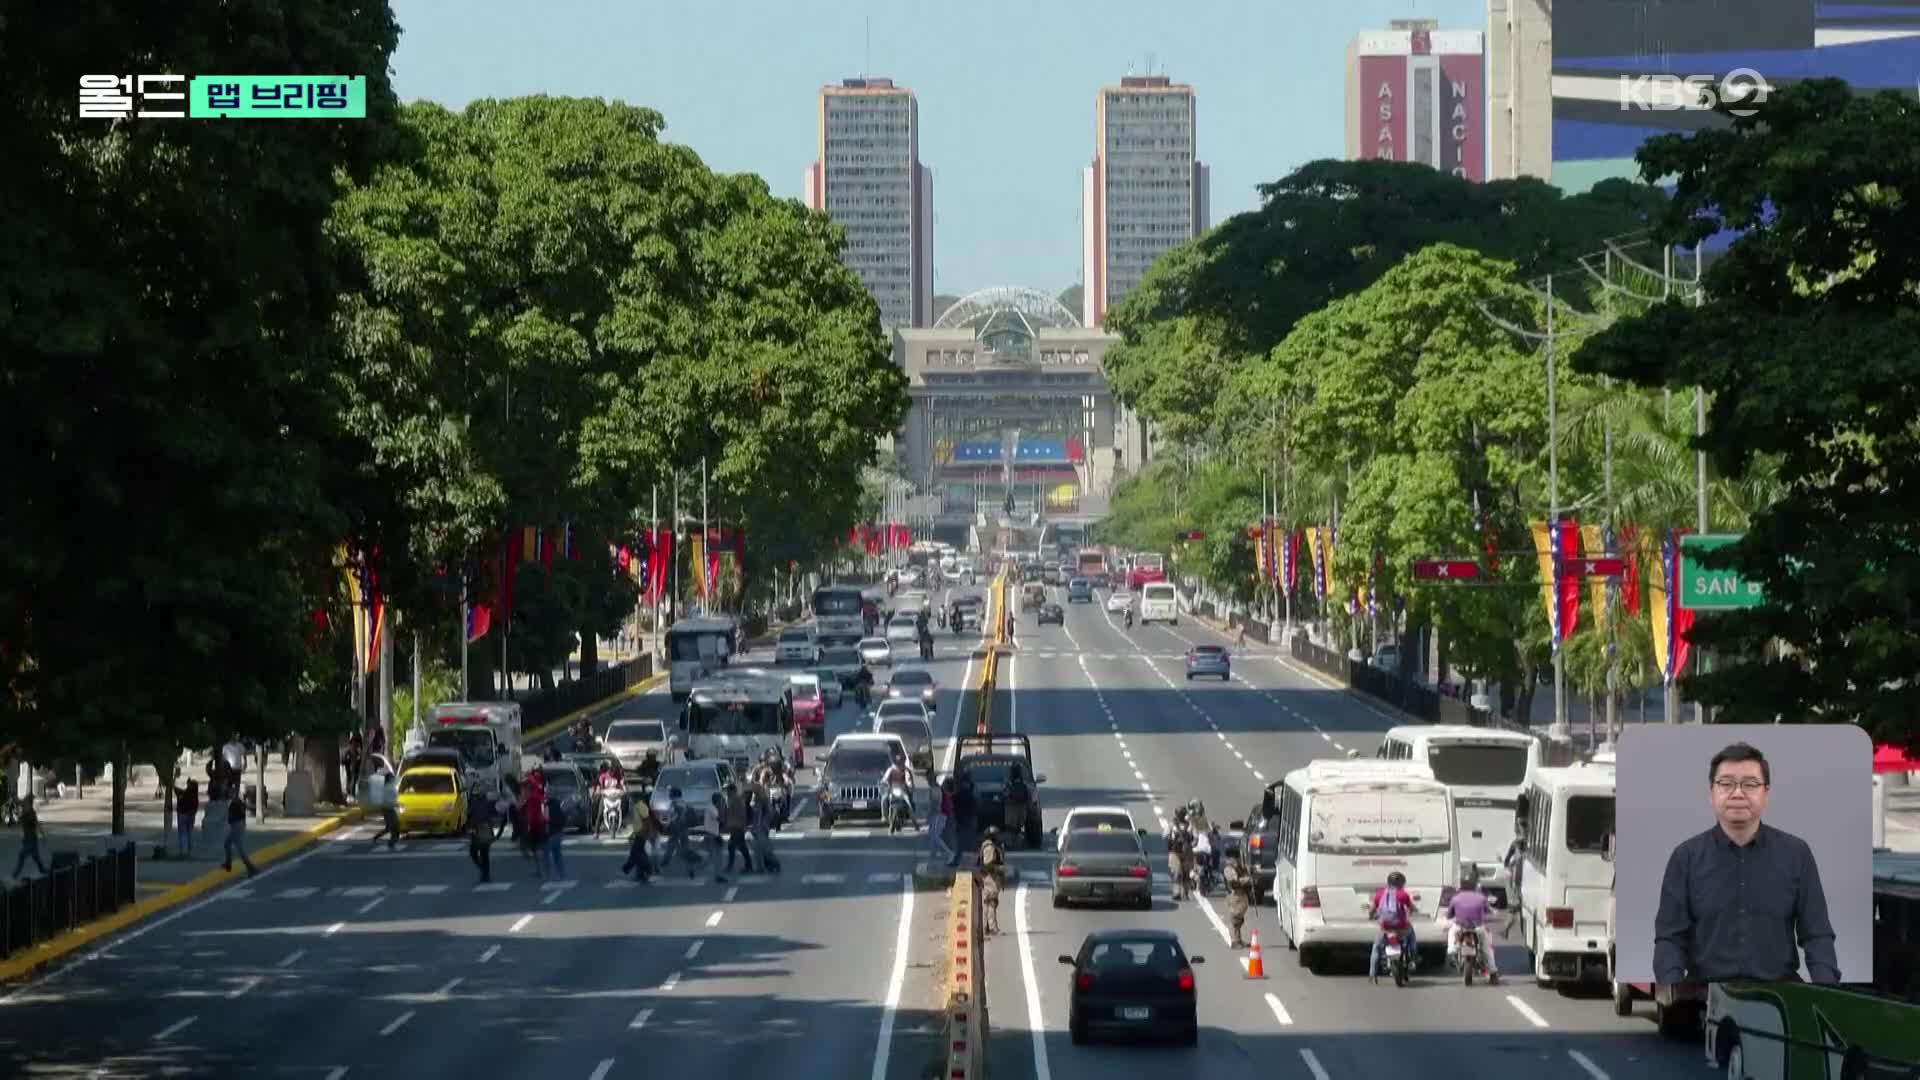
[[944, 873, 987, 1080]]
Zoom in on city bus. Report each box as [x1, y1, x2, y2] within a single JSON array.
[[665, 615, 740, 702], [680, 673, 792, 775], [1375, 725, 1540, 905], [1516, 753, 1616, 987], [1126, 552, 1166, 590], [811, 584, 866, 648]]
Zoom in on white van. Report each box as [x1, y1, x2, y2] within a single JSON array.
[[1270, 760, 1460, 973], [1137, 581, 1178, 624], [1517, 755, 1616, 987], [1376, 725, 1540, 904], [426, 701, 524, 795]]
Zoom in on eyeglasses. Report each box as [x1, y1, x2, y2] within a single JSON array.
[[1712, 778, 1767, 793]]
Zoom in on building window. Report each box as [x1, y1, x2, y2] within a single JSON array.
[[943, 350, 957, 366], [1074, 351, 1089, 364], [961, 351, 974, 365]]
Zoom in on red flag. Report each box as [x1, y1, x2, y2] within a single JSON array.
[[501, 529, 523, 630], [1556, 518, 1581, 641], [1620, 524, 1642, 615], [617, 545, 632, 575], [1670, 528, 1696, 675], [539, 528, 557, 567], [467, 603, 491, 642]]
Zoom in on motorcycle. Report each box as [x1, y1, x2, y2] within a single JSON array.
[[886, 782, 913, 834], [853, 679, 871, 708], [1380, 930, 1411, 987], [570, 719, 596, 753], [769, 778, 792, 829], [597, 782, 625, 836], [1451, 924, 1497, 986], [1125, 610, 1135, 630]]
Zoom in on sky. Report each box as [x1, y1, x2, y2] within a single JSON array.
[[388, 0, 1486, 298]]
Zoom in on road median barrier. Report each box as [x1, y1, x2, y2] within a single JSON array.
[[944, 872, 987, 1080]]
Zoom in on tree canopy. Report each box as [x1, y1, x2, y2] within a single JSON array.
[[1574, 79, 1920, 746]]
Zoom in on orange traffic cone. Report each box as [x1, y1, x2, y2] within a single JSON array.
[[1243, 930, 1267, 979]]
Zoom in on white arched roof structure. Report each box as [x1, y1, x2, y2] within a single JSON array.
[[933, 286, 1082, 334]]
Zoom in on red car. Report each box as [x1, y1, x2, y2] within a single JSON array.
[[789, 674, 828, 745]]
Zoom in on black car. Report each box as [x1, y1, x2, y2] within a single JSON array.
[[1037, 602, 1065, 626], [1060, 929, 1204, 1046]]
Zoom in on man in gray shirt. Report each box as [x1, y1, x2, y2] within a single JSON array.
[[1653, 741, 1839, 984]]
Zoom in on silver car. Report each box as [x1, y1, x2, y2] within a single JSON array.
[[601, 718, 672, 771], [858, 636, 893, 667], [648, 761, 736, 829], [775, 628, 818, 666]]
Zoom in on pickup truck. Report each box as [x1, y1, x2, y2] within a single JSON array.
[[953, 733, 1046, 848]]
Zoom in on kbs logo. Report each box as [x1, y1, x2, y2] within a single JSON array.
[[1617, 68, 1770, 116]]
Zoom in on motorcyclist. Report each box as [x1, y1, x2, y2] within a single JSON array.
[[1369, 870, 1418, 980], [853, 663, 875, 707], [883, 753, 918, 829], [544, 742, 564, 764], [1224, 846, 1254, 948], [592, 762, 625, 837], [1444, 874, 1498, 981], [917, 619, 933, 660], [635, 750, 662, 789], [1125, 605, 1135, 629]]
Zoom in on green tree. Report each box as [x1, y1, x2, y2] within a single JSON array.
[[0, 4, 402, 830], [1574, 80, 1920, 747]]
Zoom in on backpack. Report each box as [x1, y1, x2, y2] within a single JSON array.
[[1376, 887, 1406, 923]]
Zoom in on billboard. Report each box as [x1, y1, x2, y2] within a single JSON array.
[[1350, 28, 1485, 181], [1552, 0, 1920, 191]]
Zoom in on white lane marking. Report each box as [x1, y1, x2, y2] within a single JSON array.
[[277, 949, 305, 968], [801, 873, 846, 885], [1332, 743, 1346, 753], [324, 1069, 348, 1080], [685, 940, 704, 960], [356, 897, 384, 915], [1300, 1048, 1332, 1080], [1216, 732, 1227, 742], [939, 649, 982, 775], [1568, 1050, 1610, 1079], [705, 910, 724, 928], [588, 1060, 614, 1080], [723, 886, 739, 903], [410, 884, 446, 896], [1015, 884, 1052, 1080], [474, 882, 512, 892], [379, 1011, 413, 1037], [868, 873, 917, 1080], [435, 977, 463, 997], [1505, 994, 1551, 1028], [478, 945, 500, 964], [628, 1007, 654, 1030], [541, 889, 564, 906], [660, 971, 681, 991], [1320, 732, 1333, 743], [341, 885, 381, 898], [278, 887, 317, 899], [323, 922, 345, 937], [868, 871, 902, 883], [1192, 894, 1235, 946], [1254, 770, 1266, 782], [0, 817, 357, 1003], [508, 914, 533, 934], [1132, 769, 1144, 781], [1263, 991, 1293, 1025], [227, 976, 261, 1000], [154, 1016, 197, 1041]]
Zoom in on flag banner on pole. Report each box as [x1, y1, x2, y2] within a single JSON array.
[[732, 527, 745, 580], [1252, 524, 1269, 579], [344, 544, 384, 674], [1581, 523, 1609, 631], [1285, 528, 1300, 593], [690, 530, 707, 598], [467, 603, 491, 642], [1325, 520, 1340, 602], [522, 526, 538, 563], [705, 529, 721, 596], [539, 527, 557, 567], [1307, 527, 1325, 598], [1557, 518, 1581, 641], [1649, 530, 1672, 679], [1661, 529, 1696, 683], [1531, 522, 1559, 646], [1620, 524, 1642, 616], [502, 529, 524, 630]]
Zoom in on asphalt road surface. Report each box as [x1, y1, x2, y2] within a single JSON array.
[[0, 629, 984, 1080], [983, 585, 1707, 1080]]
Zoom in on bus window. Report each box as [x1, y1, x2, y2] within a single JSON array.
[[1563, 795, 1615, 854], [1426, 743, 1529, 786]]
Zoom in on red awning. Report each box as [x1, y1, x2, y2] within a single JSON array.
[[1874, 743, 1920, 774]]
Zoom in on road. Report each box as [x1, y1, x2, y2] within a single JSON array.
[[0, 623, 983, 1080], [983, 584, 1707, 1080]]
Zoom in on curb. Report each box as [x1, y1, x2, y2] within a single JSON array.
[[944, 872, 986, 1080], [0, 806, 367, 984]]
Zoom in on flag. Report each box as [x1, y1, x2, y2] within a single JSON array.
[[1620, 524, 1642, 615], [522, 526, 539, 562], [1581, 523, 1609, 630], [1252, 524, 1269, 579], [1556, 518, 1582, 642], [1308, 526, 1326, 598], [501, 528, 525, 630], [539, 527, 557, 567], [690, 530, 707, 598], [1285, 528, 1300, 593], [1325, 521, 1340, 602], [1659, 529, 1696, 683], [467, 603, 491, 643], [732, 527, 745, 581], [704, 529, 721, 595], [343, 544, 383, 674], [1531, 522, 1559, 646]]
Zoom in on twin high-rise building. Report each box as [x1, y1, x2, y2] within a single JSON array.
[[802, 77, 934, 330], [804, 73, 1209, 331]]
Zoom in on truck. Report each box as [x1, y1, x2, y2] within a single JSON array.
[[1076, 549, 1109, 589], [953, 733, 1047, 848], [426, 701, 525, 796], [1126, 552, 1166, 591]]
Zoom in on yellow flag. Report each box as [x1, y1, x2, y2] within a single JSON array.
[[340, 546, 365, 676], [1580, 524, 1608, 630], [1530, 523, 1557, 631], [1643, 528, 1670, 677], [690, 531, 707, 598], [1324, 527, 1339, 602]]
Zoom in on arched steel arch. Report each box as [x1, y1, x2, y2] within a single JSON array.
[[932, 286, 1082, 332]]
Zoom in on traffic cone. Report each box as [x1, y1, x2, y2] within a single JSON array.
[[1243, 930, 1266, 979]]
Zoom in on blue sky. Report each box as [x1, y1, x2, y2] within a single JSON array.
[[389, 0, 1485, 296]]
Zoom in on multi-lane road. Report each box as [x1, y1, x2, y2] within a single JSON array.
[[983, 583, 1705, 1080], [1, 575, 1706, 1079], [0, 614, 986, 1080]]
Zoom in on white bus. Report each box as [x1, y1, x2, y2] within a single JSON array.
[[679, 676, 791, 775], [1137, 581, 1178, 624], [811, 585, 867, 648], [665, 615, 740, 702], [1516, 754, 1616, 987], [1375, 725, 1539, 905], [1270, 760, 1460, 973]]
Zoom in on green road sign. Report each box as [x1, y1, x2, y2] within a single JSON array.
[[1679, 533, 1765, 610]]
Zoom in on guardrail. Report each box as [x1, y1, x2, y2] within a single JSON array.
[[0, 842, 138, 961]]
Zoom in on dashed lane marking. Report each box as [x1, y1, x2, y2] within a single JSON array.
[[1505, 994, 1551, 1028], [1263, 992, 1293, 1025], [1569, 1050, 1610, 1079], [628, 1007, 653, 1030], [379, 1011, 413, 1037], [1300, 1049, 1331, 1080], [154, 1016, 197, 1042], [508, 914, 533, 934]]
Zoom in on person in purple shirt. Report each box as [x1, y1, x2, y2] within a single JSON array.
[[1444, 874, 1499, 979]]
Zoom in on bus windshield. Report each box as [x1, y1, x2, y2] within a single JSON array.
[[1307, 790, 1452, 856], [813, 588, 863, 617], [1134, 553, 1163, 572], [1426, 744, 1529, 787], [1564, 795, 1615, 854], [686, 700, 784, 736]]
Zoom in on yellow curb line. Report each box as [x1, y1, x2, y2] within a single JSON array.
[[0, 805, 367, 983], [522, 672, 666, 745]]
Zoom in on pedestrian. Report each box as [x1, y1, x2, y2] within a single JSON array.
[[748, 781, 781, 874], [467, 786, 497, 884], [1224, 848, 1254, 948], [622, 808, 657, 883], [977, 831, 1004, 935], [663, 788, 698, 878], [223, 793, 258, 877], [928, 778, 956, 864], [721, 782, 753, 874], [175, 778, 199, 858], [949, 773, 976, 868], [543, 783, 568, 880], [343, 731, 364, 800], [522, 770, 550, 879], [11, 796, 47, 879], [366, 767, 400, 851], [708, 791, 730, 883]]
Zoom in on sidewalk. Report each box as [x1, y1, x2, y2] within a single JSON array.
[[1, 756, 350, 892]]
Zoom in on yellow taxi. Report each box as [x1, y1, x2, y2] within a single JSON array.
[[395, 764, 467, 836]]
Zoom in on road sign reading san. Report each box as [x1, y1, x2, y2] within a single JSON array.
[[1679, 533, 1765, 610], [1410, 559, 1481, 581]]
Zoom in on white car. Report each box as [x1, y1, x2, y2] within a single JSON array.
[[1055, 805, 1141, 851], [1106, 591, 1133, 613], [885, 613, 920, 644], [858, 636, 893, 667], [775, 628, 818, 665]]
